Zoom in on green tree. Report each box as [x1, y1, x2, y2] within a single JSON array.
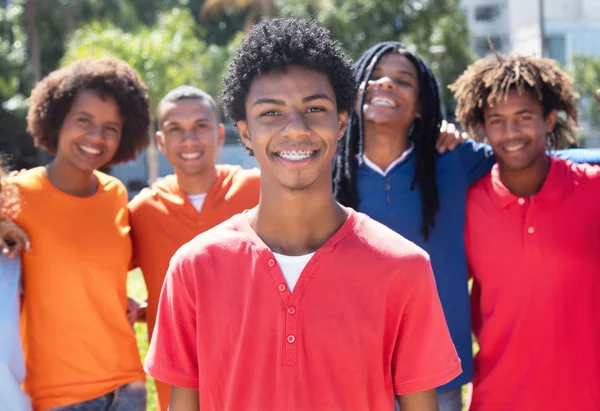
[[318, 0, 473, 115], [571, 54, 600, 132], [63, 7, 236, 181]]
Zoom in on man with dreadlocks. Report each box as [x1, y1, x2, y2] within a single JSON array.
[[333, 41, 600, 411], [451, 54, 600, 411]]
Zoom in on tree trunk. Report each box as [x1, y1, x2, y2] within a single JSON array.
[[26, 0, 41, 84], [146, 118, 159, 184], [257, 0, 271, 20]]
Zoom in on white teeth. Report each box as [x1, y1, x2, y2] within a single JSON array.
[[504, 143, 526, 152], [277, 150, 315, 161], [80, 145, 101, 155], [370, 97, 396, 107], [181, 153, 201, 160]]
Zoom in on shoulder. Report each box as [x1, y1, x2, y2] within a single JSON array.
[[465, 169, 494, 214], [9, 167, 45, 192], [560, 158, 600, 191], [220, 164, 260, 185], [350, 212, 431, 266], [96, 171, 128, 199], [170, 215, 247, 267], [128, 175, 176, 213]]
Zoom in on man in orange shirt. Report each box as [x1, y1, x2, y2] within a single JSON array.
[[128, 86, 260, 410]]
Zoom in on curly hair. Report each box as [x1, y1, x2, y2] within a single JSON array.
[[27, 58, 151, 166], [0, 163, 19, 221], [449, 53, 580, 149], [333, 42, 442, 241], [221, 18, 356, 124]]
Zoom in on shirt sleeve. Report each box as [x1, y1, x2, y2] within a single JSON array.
[[391, 257, 462, 395], [458, 139, 496, 186], [144, 256, 199, 389], [553, 148, 600, 165]]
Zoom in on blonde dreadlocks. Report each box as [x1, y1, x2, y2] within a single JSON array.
[[449, 54, 580, 149]]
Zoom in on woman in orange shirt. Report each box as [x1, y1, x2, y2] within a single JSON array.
[[11, 58, 150, 411]]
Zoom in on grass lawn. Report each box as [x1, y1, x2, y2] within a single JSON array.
[[127, 269, 157, 411]]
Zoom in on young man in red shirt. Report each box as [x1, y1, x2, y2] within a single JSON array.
[[145, 18, 461, 411], [451, 55, 600, 411]]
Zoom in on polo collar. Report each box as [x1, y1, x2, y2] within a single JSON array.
[[490, 156, 571, 208]]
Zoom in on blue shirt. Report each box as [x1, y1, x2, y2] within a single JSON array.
[[0, 256, 31, 411], [356, 140, 600, 390]]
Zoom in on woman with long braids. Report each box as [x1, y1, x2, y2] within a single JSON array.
[[333, 41, 600, 411]]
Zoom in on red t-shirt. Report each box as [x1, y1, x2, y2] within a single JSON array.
[[145, 209, 461, 411], [466, 157, 600, 411]]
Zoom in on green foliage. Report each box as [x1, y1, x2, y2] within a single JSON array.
[[63, 8, 234, 114], [317, 0, 473, 115], [571, 54, 600, 130]]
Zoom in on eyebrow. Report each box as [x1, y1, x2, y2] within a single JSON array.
[[252, 98, 285, 107], [487, 108, 536, 118], [252, 93, 333, 107], [73, 111, 122, 127], [372, 68, 417, 79], [163, 118, 212, 126]]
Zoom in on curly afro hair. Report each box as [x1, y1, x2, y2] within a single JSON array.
[[449, 53, 580, 149], [221, 18, 356, 124], [0, 161, 19, 221], [27, 58, 151, 166]]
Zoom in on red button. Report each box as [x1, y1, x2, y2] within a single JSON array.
[[278, 284, 287, 292], [287, 334, 296, 344], [287, 306, 296, 315], [268, 259, 276, 267]]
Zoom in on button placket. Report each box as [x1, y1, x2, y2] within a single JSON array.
[[284, 300, 299, 366]]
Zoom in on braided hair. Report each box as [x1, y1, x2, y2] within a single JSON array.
[[333, 41, 443, 241]]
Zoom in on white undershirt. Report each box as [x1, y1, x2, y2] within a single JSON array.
[[361, 143, 415, 176], [273, 252, 315, 292], [187, 193, 208, 212]]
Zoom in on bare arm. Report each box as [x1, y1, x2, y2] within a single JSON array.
[[168, 386, 199, 411], [396, 389, 439, 411]]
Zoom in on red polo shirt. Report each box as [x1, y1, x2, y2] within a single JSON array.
[[466, 157, 600, 411], [144, 209, 461, 411]]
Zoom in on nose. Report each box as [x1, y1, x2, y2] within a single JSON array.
[[282, 110, 310, 139], [86, 125, 104, 140], [369, 76, 395, 91], [182, 129, 198, 143], [505, 120, 520, 139]]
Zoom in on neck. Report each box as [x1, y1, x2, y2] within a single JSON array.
[[499, 155, 550, 197], [363, 121, 410, 170], [250, 175, 348, 256], [45, 159, 98, 197], [175, 166, 218, 195]]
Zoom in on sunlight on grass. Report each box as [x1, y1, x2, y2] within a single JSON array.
[[127, 269, 157, 411]]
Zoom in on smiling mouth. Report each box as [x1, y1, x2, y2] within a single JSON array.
[[180, 152, 202, 160], [369, 97, 397, 107], [78, 144, 103, 157], [275, 150, 317, 162], [503, 142, 527, 152]]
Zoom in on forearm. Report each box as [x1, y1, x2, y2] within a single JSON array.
[[169, 386, 199, 411], [396, 389, 439, 411]]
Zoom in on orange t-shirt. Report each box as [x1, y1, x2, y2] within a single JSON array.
[[12, 167, 145, 411], [128, 164, 260, 411]]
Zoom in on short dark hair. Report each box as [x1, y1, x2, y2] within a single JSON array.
[[157, 85, 219, 127], [333, 41, 443, 241], [27, 58, 150, 166], [449, 53, 580, 149], [221, 18, 356, 124]]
